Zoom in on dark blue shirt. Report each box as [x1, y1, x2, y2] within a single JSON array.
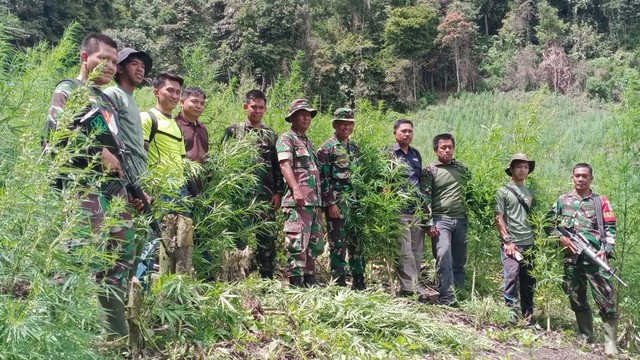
[[392, 143, 423, 214]]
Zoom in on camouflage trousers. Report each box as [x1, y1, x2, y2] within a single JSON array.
[[283, 206, 324, 277], [76, 189, 135, 338], [562, 256, 619, 319], [326, 215, 365, 277], [76, 190, 135, 288]]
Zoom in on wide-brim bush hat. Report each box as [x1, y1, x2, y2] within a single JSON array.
[[117, 47, 153, 76], [285, 99, 317, 122], [505, 153, 535, 176], [332, 107, 356, 122]]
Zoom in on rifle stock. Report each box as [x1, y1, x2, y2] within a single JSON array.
[[558, 227, 627, 287]]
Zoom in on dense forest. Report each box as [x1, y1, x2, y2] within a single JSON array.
[[1, 1, 640, 359], [3, 0, 640, 110]]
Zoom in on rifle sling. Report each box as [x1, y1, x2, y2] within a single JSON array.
[[593, 195, 607, 245]]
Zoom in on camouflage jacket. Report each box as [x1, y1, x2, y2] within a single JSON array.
[[276, 129, 321, 207], [547, 190, 616, 255], [317, 134, 360, 206], [44, 79, 120, 173], [222, 121, 284, 199]]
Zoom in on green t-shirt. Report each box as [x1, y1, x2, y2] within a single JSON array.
[[103, 84, 147, 178], [424, 160, 470, 218], [495, 181, 534, 245], [141, 108, 186, 190]]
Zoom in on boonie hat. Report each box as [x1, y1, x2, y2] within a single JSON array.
[[285, 99, 317, 122], [505, 153, 536, 176], [332, 107, 356, 122], [117, 47, 153, 76]]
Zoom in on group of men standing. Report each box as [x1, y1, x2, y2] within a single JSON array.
[[388, 120, 620, 355], [45, 33, 621, 355]]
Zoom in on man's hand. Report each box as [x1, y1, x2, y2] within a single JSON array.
[[503, 242, 517, 258], [327, 204, 340, 219], [101, 148, 122, 177], [270, 193, 282, 211], [128, 191, 152, 213], [426, 225, 439, 238], [559, 236, 577, 254], [292, 187, 305, 207], [595, 250, 607, 261]]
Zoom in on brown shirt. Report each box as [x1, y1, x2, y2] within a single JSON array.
[[176, 113, 209, 164]]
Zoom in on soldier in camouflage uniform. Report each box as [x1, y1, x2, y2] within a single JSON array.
[[276, 99, 324, 287], [317, 108, 365, 290], [44, 34, 141, 340], [546, 163, 619, 355], [222, 90, 283, 279]]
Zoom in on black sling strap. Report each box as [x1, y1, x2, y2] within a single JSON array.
[[505, 185, 530, 214], [593, 195, 607, 243]]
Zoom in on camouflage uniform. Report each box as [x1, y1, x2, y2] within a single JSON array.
[[222, 121, 283, 278], [45, 80, 135, 337], [317, 124, 364, 279], [277, 129, 324, 278], [547, 190, 618, 319]]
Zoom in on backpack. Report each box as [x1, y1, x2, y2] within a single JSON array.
[[144, 110, 183, 144]]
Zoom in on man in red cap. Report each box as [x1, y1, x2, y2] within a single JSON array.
[[276, 99, 324, 287]]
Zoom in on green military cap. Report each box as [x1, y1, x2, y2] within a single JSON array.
[[332, 107, 356, 122], [505, 153, 536, 176]]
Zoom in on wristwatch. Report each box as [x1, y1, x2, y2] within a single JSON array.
[[501, 236, 513, 244]]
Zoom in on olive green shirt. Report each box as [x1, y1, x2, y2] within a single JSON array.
[[495, 181, 534, 245], [103, 84, 147, 178], [423, 159, 471, 219]]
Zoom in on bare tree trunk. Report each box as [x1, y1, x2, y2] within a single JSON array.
[[412, 60, 417, 104], [127, 277, 143, 358], [159, 214, 193, 275], [174, 215, 194, 274], [484, 13, 489, 35], [455, 51, 461, 92], [159, 214, 177, 274]]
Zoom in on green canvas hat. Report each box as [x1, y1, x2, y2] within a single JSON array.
[[505, 153, 536, 176], [285, 99, 317, 122]]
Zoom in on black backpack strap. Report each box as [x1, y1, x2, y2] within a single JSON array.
[[593, 195, 606, 243], [505, 185, 530, 214], [146, 111, 159, 143]]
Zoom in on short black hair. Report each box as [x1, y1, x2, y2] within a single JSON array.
[[152, 72, 184, 89], [573, 163, 593, 176], [432, 133, 455, 150], [182, 86, 206, 100], [393, 118, 413, 130], [245, 89, 267, 104], [81, 33, 117, 55]]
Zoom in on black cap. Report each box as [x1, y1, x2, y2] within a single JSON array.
[[117, 48, 153, 76]]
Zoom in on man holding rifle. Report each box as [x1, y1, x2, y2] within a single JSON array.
[[44, 34, 148, 341], [546, 163, 619, 355]]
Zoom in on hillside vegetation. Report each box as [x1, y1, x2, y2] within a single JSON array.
[[1, 22, 640, 360]]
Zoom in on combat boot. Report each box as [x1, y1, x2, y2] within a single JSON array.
[[289, 276, 304, 288], [351, 274, 367, 291], [97, 288, 129, 341], [303, 274, 316, 287], [602, 317, 619, 356], [333, 275, 347, 287], [574, 310, 594, 343]]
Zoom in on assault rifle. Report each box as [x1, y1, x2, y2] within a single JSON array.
[[558, 227, 627, 287], [77, 107, 165, 282]]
